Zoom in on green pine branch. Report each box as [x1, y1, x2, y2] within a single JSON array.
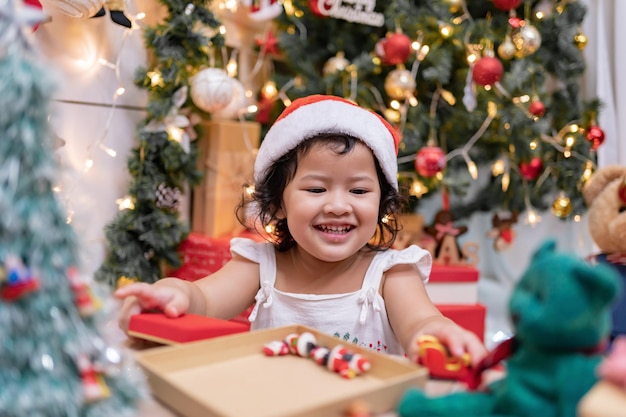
[[95, 0, 224, 286]]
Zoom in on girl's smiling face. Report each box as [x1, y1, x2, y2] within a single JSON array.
[[279, 140, 381, 262]]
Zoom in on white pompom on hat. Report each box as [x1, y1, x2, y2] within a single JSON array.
[[254, 95, 401, 190]]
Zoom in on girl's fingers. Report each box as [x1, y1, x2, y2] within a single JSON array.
[[114, 282, 157, 300], [115, 282, 175, 311], [118, 297, 142, 332]]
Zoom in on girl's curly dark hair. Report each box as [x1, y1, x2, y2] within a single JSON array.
[[236, 133, 406, 252]]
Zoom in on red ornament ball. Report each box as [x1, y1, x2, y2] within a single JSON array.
[[586, 125, 605, 150], [415, 146, 447, 177], [309, 0, 332, 17], [375, 33, 412, 66], [519, 157, 543, 181], [492, 0, 523, 11], [472, 56, 504, 86], [529, 100, 545, 117]]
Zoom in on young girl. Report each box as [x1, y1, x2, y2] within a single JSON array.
[[115, 95, 486, 364]]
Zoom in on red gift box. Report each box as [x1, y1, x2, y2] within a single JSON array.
[[436, 304, 486, 342], [128, 313, 249, 344], [167, 233, 232, 281], [168, 231, 264, 281], [426, 264, 479, 304]]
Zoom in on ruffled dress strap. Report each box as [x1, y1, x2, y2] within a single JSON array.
[[357, 245, 432, 324], [229, 237, 277, 323]]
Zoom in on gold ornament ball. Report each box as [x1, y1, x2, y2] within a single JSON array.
[[323, 52, 350, 75], [574, 33, 588, 50], [551, 195, 572, 218], [498, 36, 517, 60], [384, 68, 416, 100], [512, 24, 542, 57]]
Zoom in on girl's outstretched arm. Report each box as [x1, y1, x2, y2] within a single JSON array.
[[383, 263, 487, 366], [115, 253, 260, 333]]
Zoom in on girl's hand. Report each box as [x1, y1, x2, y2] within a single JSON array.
[[114, 282, 190, 333], [407, 317, 487, 367]]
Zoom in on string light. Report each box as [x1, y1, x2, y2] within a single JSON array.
[[116, 196, 135, 211], [410, 179, 427, 197], [438, 22, 453, 38], [582, 161, 594, 182], [492, 159, 505, 176], [501, 171, 510, 192], [523, 185, 541, 227], [66, 209, 75, 224], [464, 155, 478, 179], [283, 0, 295, 15], [262, 80, 278, 98], [99, 144, 117, 157], [446, 101, 497, 178], [54, 11, 144, 226], [147, 71, 163, 87], [226, 49, 238, 77]]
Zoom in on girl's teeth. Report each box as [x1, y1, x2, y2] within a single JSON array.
[[319, 225, 350, 233]]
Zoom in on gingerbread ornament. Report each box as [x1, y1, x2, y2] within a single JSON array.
[[424, 210, 468, 265]]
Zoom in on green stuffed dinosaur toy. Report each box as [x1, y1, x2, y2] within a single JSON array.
[[398, 239, 622, 417]]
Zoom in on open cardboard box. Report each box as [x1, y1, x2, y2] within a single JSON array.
[[136, 324, 428, 417]]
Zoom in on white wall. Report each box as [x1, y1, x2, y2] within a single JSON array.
[[35, 0, 164, 277]]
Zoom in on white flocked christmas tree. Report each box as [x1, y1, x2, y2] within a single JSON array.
[[0, 0, 145, 415]]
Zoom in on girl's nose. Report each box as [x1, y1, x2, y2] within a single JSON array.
[[323, 191, 352, 215]]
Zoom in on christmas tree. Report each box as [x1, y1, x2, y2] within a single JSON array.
[[95, 0, 225, 286], [0, 0, 144, 414], [257, 0, 600, 224]]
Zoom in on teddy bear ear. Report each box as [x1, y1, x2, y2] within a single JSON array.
[[529, 239, 557, 262], [582, 165, 626, 205], [573, 261, 622, 308]]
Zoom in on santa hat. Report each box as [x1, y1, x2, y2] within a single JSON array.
[[254, 95, 401, 190]]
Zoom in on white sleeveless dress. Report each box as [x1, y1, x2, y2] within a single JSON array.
[[230, 238, 431, 356]]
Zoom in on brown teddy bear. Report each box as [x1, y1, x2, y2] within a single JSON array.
[[583, 164, 626, 339]]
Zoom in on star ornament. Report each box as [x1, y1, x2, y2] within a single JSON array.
[[256, 30, 280, 57], [0, 0, 47, 51]]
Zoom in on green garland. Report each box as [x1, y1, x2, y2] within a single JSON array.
[[95, 0, 224, 286]]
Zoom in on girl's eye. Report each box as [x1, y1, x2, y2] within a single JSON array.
[[306, 188, 325, 193], [351, 189, 368, 195]]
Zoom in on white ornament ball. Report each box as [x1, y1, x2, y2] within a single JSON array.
[[46, 0, 105, 18], [190, 68, 235, 113], [212, 78, 248, 120]]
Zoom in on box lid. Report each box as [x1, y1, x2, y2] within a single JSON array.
[[136, 324, 427, 417]]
